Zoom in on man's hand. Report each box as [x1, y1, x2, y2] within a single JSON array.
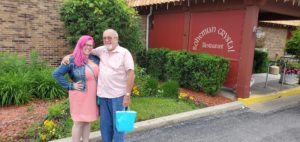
[[123, 95, 131, 107], [61, 55, 71, 65], [73, 81, 83, 91]]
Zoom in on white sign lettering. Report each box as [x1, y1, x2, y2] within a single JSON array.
[[202, 42, 224, 49], [193, 26, 235, 52]]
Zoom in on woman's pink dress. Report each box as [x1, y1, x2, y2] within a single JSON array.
[[69, 65, 99, 122]]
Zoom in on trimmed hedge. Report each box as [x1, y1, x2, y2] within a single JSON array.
[[137, 49, 230, 96], [164, 51, 190, 86], [137, 48, 170, 80], [166, 52, 229, 96]]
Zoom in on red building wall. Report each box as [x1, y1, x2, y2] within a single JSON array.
[[188, 10, 245, 88], [149, 12, 185, 50], [149, 10, 246, 88]]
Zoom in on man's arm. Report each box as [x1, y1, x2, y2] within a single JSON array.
[[61, 54, 72, 65], [126, 69, 135, 93], [123, 49, 135, 107], [61, 48, 99, 65], [91, 48, 99, 56], [123, 69, 135, 107]]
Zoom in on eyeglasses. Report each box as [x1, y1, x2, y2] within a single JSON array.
[[103, 36, 114, 40], [84, 44, 93, 48]]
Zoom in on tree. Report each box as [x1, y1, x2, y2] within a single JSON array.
[[60, 0, 144, 55], [285, 27, 300, 58]]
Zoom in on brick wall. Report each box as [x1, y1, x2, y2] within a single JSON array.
[[0, 0, 70, 66], [258, 27, 288, 60]]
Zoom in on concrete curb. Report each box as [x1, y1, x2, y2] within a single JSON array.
[[51, 101, 244, 142], [248, 93, 300, 113], [238, 86, 300, 107]]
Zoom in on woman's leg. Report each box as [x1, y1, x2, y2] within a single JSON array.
[[82, 122, 91, 142], [72, 121, 84, 142]]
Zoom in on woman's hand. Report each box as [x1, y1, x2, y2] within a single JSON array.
[[73, 81, 83, 90]]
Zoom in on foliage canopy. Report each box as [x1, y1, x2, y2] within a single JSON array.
[[286, 27, 300, 58], [60, 0, 144, 54]]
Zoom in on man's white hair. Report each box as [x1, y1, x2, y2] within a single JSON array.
[[104, 29, 118, 38]]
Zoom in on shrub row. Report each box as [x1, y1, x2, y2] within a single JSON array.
[[136, 48, 170, 80], [0, 51, 67, 106], [137, 48, 229, 96]]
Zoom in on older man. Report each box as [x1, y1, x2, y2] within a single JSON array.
[[62, 29, 135, 142], [92, 29, 134, 142]]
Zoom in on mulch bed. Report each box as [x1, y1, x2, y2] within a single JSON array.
[[0, 99, 63, 142], [180, 88, 233, 106]]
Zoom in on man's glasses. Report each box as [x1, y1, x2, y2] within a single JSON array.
[[103, 36, 114, 40]]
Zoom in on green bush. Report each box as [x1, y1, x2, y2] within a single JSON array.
[[0, 72, 32, 106], [137, 48, 170, 80], [48, 100, 70, 119], [160, 80, 179, 99], [253, 49, 269, 73], [137, 49, 229, 96], [28, 100, 72, 141], [60, 0, 144, 55], [165, 52, 229, 96], [134, 64, 149, 88], [134, 65, 160, 97], [136, 50, 148, 69], [287, 61, 300, 69], [165, 51, 189, 83], [285, 27, 300, 58], [29, 50, 67, 100], [30, 68, 67, 100], [0, 52, 33, 106], [0, 51, 67, 106], [190, 53, 229, 95], [140, 77, 159, 97], [0, 52, 28, 74], [29, 49, 47, 70]]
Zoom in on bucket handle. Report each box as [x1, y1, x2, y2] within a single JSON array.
[[124, 107, 129, 111]]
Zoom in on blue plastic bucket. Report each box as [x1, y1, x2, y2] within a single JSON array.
[[116, 110, 137, 132]]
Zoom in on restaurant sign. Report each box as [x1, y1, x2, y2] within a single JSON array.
[[192, 26, 235, 52]]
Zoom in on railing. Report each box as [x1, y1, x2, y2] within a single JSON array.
[[264, 56, 300, 90]]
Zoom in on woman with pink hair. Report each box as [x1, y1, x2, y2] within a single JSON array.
[[52, 35, 100, 142]]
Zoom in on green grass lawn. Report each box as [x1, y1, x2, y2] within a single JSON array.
[[27, 96, 204, 140], [131, 97, 201, 121], [91, 97, 204, 131]]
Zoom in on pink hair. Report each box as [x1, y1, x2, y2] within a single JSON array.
[[72, 35, 94, 67]]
